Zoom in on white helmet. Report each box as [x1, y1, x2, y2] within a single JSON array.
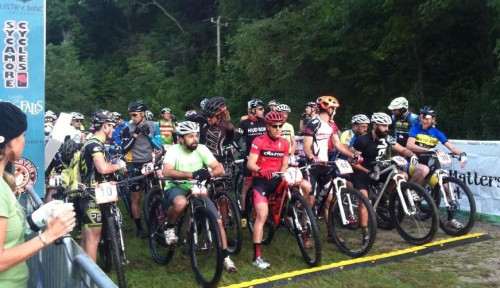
[[71, 112, 84, 120], [388, 97, 409, 110], [371, 112, 392, 125], [45, 110, 57, 121], [276, 104, 291, 113], [175, 121, 199, 135], [351, 114, 370, 124]]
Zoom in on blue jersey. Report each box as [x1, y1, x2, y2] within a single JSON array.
[[408, 124, 448, 148]]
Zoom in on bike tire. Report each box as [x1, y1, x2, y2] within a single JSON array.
[[215, 191, 243, 255], [432, 176, 476, 236], [328, 188, 377, 258], [118, 185, 133, 219], [106, 212, 126, 288], [148, 198, 175, 265], [143, 186, 163, 228], [98, 217, 112, 273], [390, 182, 439, 245], [289, 194, 322, 267], [189, 207, 223, 288], [245, 188, 275, 245], [369, 185, 395, 230], [234, 172, 244, 213]]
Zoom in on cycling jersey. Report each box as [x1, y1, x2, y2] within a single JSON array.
[[159, 119, 176, 145], [112, 122, 127, 146], [79, 136, 111, 186], [303, 115, 339, 161], [333, 129, 358, 160], [352, 133, 397, 170], [201, 119, 235, 160], [233, 115, 267, 157], [121, 120, 162, 163], [280, 122, 295, 153], [408, 124, 448, 148], [67, 126, 83, 144], [249, 133, 289, 177], [391, 112, 420, 147]]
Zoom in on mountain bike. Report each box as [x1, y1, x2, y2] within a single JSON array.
[[368, 156, 439, 245], [245, 167, 322, 267], [420, 150, 476, 236], [206, 173, 243, 255], [148, 180, 223, 287]]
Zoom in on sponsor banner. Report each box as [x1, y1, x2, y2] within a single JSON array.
[[439, 140, 500, 221], [1, 0, 45, 197]]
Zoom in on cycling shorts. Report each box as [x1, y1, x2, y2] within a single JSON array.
[[251, 177, 283, 205], [81, 192, 102, 229], [127, 162, 148, 192], [165, 187, 220, 220], [306, 165, 332, 197]]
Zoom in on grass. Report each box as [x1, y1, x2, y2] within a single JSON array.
[[104, 200, 499, 288]]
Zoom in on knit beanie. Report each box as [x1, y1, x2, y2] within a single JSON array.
[[0, 102, 28, 148]]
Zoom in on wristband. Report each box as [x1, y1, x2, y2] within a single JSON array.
[[460, 152, 467, 156], [38, 234, 48, 246], [27, 214, 41, 232]]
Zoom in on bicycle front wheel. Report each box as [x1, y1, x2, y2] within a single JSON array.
[[289, 194, 322, 267], [106, 212, 126, 288], [391, 182, 438, 245], [432, 176, 476, 236], [189, 207, 223, 288], [148, 198, 175, 265], [215, 191, 242, 255], [143, 186, 163, 228], [328, 188, 376, 257]]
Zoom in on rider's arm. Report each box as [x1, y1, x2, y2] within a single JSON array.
[[163, 162, 193, 179], [121, 126, 136, 154], [246, 152, 260, 173], [92, 154, 122, 175], [406, 137, 429, 154], [302, 135, 314, 160], [207, 161, 224, 178], [392, 142, 415, 157], [148, 126, 163, 150], [443, 141, 463, 155], [332, 134, 356, 158]]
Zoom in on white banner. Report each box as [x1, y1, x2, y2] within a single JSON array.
[[439, 140, 500, 221]]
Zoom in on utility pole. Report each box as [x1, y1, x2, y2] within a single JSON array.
[[211, 16, 228, 66]]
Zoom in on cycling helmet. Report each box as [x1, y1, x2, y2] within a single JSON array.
[[127, 100, 148, 112], [316, 96, 340, 111], [268, 99, 280, 107], [45, 110, 57, 121], [371, 112, 392, 125], [185, 110, 197, 117], [276, 104, 291, 113], [71, 112, 84, 120], [264, 111, 286, 124], [161, 107, 171, 114], [247, 99, 265, 110], [112, 112, 122, 120], [200, 98, 209, 110], [60, 139, 79, 163], [175, 121, 199, 135], [305, 102, 317, 109], [388, 97, 409, 110], [91, 109, 116, 125], [203, 97, 227, 117], [145, 110, 154, 121], [351, 114, 370, 124], [419, 106, 436, 118]]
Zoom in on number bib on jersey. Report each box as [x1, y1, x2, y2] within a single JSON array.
[[95, 182, 118, 204], [335, 159, 353, 175]]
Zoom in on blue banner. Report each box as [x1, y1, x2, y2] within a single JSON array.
[[0, 0, 45, 197]]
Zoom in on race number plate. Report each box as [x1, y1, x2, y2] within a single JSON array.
[[191, 184, 208, 197], [436, 151, 452, 167], [391, 156, 408, 167], [284, 167, 303, 184], [95, 182, 118, 204], [335, 159, 353, 175], [141, 162, 155, 175]]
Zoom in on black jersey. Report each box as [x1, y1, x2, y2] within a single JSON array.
[[233, 116, 267, 157], [352, 133, 397, 169], [202, 119, 235, 158], [79, 136, 110, 186]]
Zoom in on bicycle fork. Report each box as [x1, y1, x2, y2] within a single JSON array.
[[112, 206, 129, 265], [393, 174, 416, 216], [332, 177, 354, 225], [434, 169, 456, 210]]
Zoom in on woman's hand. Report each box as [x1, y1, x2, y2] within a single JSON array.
[[43, 210, 77, 244]]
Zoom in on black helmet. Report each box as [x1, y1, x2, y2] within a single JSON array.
[[128, 100, 148, 112], [91, 109, 116, 126], [60, 139, 79, 163], [419, 106, 436, 117], [203, 97, 227, 117]]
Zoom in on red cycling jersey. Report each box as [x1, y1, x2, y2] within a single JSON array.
[[249, 133, 290, 177]]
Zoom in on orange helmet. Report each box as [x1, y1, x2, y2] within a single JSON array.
[[316, 96, 340, 111]]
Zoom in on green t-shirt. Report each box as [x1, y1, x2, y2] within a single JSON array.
[[0, 178, 29, 287], [163, 144, 216, 191]]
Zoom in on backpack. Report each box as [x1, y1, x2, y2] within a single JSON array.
[[61, 139, 100, 191]]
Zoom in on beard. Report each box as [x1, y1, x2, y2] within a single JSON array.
[[375, 127, 388, 138], [185, 141, 198, 151]]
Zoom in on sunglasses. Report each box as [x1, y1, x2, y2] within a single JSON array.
[[73, 120, 82, 123], [130, 113, 139, 117], [270, 124, 284, 129], [256, 107, 264, 111]]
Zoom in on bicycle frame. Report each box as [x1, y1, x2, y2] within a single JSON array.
[[425, 153, 458, 209]]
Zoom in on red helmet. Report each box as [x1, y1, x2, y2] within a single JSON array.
[[316, 96, 340, 111], [264, 111, 286, 124]]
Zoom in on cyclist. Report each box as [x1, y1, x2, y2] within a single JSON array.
[[233, 99, 267, 217], [299, 101, 317, 134], [79, 110, 127, 262], [201, 97, 235, 162], [406, 106, 467, 229], [351, 112, 416, 242], [337, 114, 371, 158], [121, 100, 163, 238], [112, 112, 127, 147], [276, 104, 296, 156], [303, 96, 360, 228], [44, 110, 57, 143], [162, 121, 237, 273], [158, 107, 177, 149], [268, 99, 280, 112], [246, 111, 289, 269], [388, 96, 420, 147], [68, 112, 86, 144]]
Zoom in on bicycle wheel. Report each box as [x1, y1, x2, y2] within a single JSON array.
[[148, 198, 175, 265], [118, 185, 133, 218], [369, 186, 394, 230], [189, 207, 223, 288], [328, 188, 376, 257], [289, 194, 322, 267], [390, 182, 438, 245], [234, 172, 244, 212], [143, 186, 163, 227], [106, 212, 126, 288], [432, 176, 476, 236], [98, 217, 112, 273], [245, 188, 275, 245], [215, 191, 242, 255]]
